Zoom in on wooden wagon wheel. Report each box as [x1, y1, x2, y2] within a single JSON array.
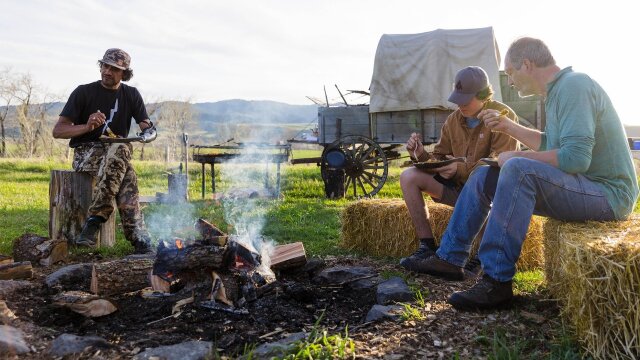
[[320, 135, 388, 198]]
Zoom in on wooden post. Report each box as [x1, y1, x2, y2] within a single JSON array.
[[49, 170, 116, 247]]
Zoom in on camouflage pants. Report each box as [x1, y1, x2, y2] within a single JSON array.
[[73, 143, 150, 244]]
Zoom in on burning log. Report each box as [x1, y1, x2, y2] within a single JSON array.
[[53, 291, 117, 317], [90, 257, 154, 296], [0, 261, 33, 280], [12, 233, 67, 266], [152, 240, 227, 277], [270, 242, 307, 270]]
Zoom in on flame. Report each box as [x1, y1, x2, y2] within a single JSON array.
[[175, 238, 184, 249]]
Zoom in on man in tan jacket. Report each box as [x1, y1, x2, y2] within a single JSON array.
[[400, 66, 518, 274]]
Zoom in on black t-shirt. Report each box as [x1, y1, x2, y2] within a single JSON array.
[[60, 81, 149, 147]]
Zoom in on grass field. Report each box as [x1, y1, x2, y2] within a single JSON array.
[[0, 157, 404, 255]]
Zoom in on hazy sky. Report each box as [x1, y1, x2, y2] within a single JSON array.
[[1, 0, 639, 124]]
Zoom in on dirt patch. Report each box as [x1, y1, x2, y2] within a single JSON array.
[[1, 254, 564, 359]]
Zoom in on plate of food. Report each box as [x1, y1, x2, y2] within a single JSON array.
[[413, 157, 465, 170], [480, 158, 500, 167]]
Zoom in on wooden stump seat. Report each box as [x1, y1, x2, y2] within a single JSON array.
[[49, 170, 116, 247]]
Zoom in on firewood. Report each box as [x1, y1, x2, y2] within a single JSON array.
[[91, 257, 154, 296], [0, 255, 12, 266], [12, 234, 68, 266], [270, 242, 307, 270], [0, 262, 33, 280], [53, 291, 117, 317], [153, 242, 227, 276], [195, 218, 226, 238]]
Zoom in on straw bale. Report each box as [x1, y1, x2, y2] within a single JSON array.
[[340, 198, 545, 270], [544, 216, 640, 359]]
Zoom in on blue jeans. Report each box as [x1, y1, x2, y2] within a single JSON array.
[[436, 157, 615, 282]]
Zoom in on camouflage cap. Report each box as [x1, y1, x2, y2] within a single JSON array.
[[99, 48, 131, 70]]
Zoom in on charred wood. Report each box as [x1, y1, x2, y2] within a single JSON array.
[[0, 262, 33, 280]]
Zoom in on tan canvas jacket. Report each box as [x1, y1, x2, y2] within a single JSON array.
[[419, 100, 519, 185]]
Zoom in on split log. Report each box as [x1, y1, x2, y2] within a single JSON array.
[[0, 255, 12, 266], [195, 218, 226, 238], [271, 242, 307, 270], [0, 262, 33, 280], [91, 257, 154, 296], [49, 170, 116, 247], [12, 233, 67, 266], [153, 242, 227, 276], [53, 291, 117, 317]]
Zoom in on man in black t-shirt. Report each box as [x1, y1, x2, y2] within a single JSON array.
[[53, 48, 156, 254]]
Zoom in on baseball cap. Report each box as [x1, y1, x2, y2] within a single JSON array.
[[98, 48, 131, 70], [447, 66, 489, 106]]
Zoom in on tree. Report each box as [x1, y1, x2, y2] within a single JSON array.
[[156, 100, 194, 163], [10, 73, 58, 157], [0, 68, 13, 157]]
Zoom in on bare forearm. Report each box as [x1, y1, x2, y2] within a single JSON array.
[[52, 122, 92, 139], [503, 122, 542, 151]]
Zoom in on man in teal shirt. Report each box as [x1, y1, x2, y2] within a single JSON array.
[[414, 37, 639, 310]]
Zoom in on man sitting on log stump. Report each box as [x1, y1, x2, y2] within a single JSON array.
[[52, 48, 157, 254]]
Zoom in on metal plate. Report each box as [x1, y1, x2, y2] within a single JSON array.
[[480, 158, 500, 167], [413, 157, 465, 169]]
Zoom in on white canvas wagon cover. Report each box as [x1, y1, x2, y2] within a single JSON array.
[[369, 27, 502, 113]]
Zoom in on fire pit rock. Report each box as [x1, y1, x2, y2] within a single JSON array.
[[312, 266, 377, 286], [133, 340, 213, 360]]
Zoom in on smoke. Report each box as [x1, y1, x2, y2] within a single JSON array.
[[219, 143, 282, 261], [145, 200, 198, 244]]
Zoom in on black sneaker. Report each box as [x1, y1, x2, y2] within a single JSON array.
[[447, 274, 513, 310], [131, 230, 155, 254], [74, 216, 105, 247], [399, 241, 436, 270]]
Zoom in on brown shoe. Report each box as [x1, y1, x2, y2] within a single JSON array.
[[405, 256, 464, 281], [447, 274, 513, 310]]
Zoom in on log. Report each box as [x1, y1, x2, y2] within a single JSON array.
[[45, 263, 93, 291], [53, 291, 117, 317], [0, 255, 12, 266], [49, 170, 116, 247], [152, 242, 228, 276], [271, 242, 307, 270], [90, 257, 154, 296], [195, 218, 226, 239], [0, 262, 33, 280], [12, 233, 68, 266]]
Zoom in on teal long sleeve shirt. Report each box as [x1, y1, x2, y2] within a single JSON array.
[[539, 67, 638, 219]]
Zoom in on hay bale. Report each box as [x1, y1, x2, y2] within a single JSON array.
[[340, 198, 545, 270], [544, 217, 640, 359]]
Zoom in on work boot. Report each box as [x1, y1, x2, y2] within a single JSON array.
[[404, 255, 465, 281], [463, 256, 483, 279], [131, 230, 154, 255], [447, 274, 513, 310], [399, 239, 436, 271], [74, 215, 105, 247]]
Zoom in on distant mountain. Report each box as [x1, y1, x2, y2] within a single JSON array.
[[193, 100, 317, 131]]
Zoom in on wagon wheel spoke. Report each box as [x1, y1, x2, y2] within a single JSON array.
[[321, 135, 388, 198]]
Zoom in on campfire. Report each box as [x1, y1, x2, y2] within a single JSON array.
[[143, 218, 278, 313]]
